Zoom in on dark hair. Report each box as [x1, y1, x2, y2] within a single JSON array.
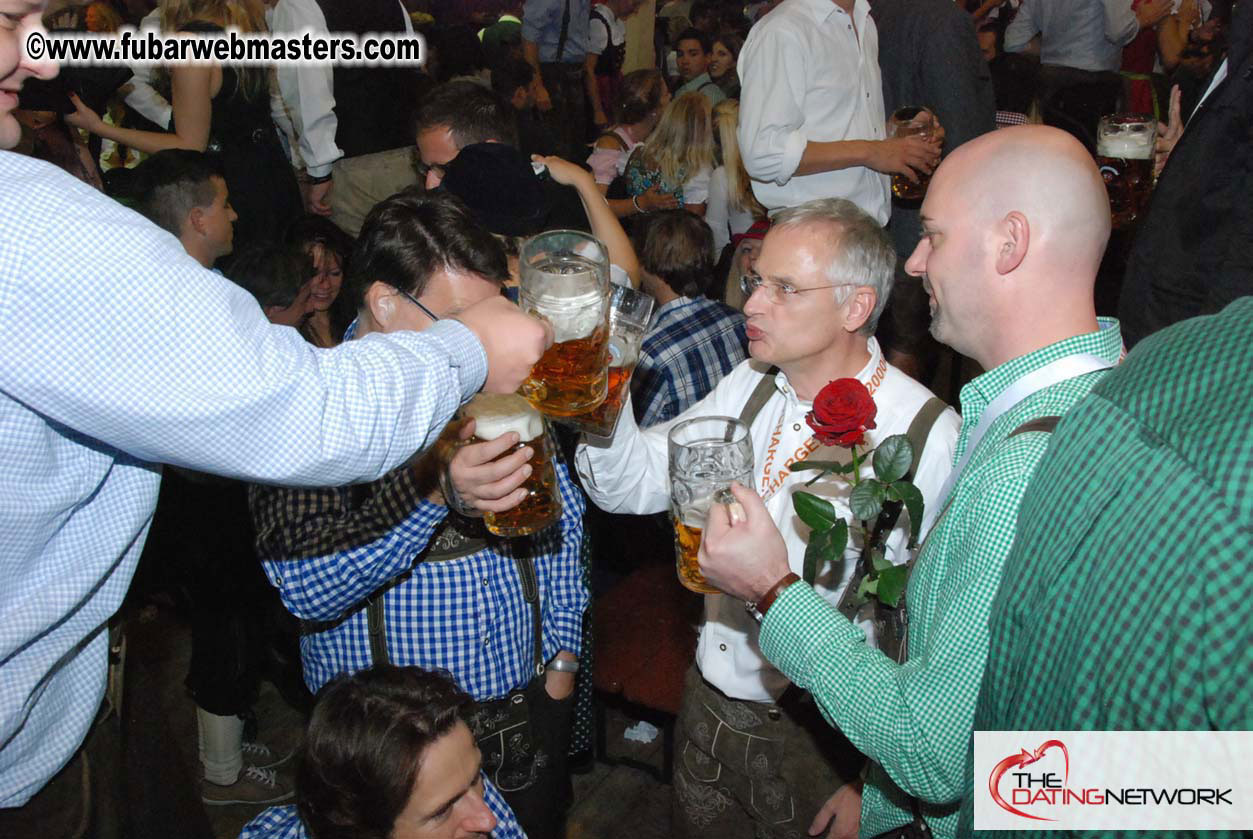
[[617, 68, 667, 125], [675, 27, 713, 54], [414, 80, 519, 149], [346, 189, 509, 309], [133, 149, 223, 237], [489, 57, 535, 101], [223, 243, 308, 310], [712, 31, 743, 62], [632, 210, 717, 299], [429, 24, 487, 82], [296, 667, 472, 839], [285, 215, 357, 340], [688, 0, 721, 28]]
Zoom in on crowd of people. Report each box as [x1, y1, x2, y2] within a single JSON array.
[[0, 0, 1249, 838]]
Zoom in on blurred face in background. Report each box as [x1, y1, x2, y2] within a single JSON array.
[[675, 38, 709, 81], [307, 244, 343, 314], [708, 41, 735, 80]]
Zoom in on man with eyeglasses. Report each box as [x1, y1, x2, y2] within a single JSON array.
[[574, 198, 959, 839], [248, 190, 587, 839]]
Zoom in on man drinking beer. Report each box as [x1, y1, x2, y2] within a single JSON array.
[[248, 191, 586, 839], [574, 198, 958, 839]]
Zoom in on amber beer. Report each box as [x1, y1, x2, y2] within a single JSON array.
[[523, 321, 611, 417], [463, 394, 561, 537], [891, 106, 937, 204], [673, 511, 719, 594], [1096, 129, 1154, 228], [668, 417, 754, 594]]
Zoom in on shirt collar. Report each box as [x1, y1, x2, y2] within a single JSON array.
[[796, 0, 865, 25], [772, 335, 885, 407], [959, 317, 1123, 421], [649, 295, 697, 328]]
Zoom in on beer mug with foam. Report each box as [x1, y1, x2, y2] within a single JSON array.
[[668, 417, 754, 594], [461, 393, 562, 538], [559, 284, 656, 438], [1096, 114, 1156, 228], [518, 230, 612, 418]]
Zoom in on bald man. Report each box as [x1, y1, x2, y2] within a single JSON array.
[[695, 126, 1124, 839]]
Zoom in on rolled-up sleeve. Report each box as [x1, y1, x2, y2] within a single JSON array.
[[1103, 0, 1140, 47], [736, 26, 810, 186], [1003, 0, 1039, 54]]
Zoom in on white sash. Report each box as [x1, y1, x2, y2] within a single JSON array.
[[922, 353, 1110, 533]]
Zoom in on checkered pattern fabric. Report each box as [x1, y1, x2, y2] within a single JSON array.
[[759, 320, 1124, 839], [238, 773, 526, 838], [957, 298, 1253, 838], [0, 153, 486, 807], [250, 458, 588, 700], [630, 296, 749, 427]]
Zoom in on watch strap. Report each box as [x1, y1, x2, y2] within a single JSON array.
[[750, 572, 801, 622]]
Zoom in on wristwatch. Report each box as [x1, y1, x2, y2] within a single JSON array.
[[546, 657, 579, 674], [745, 572, 801, 623]]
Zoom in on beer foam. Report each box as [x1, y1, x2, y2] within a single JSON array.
[[1097, 134, 1153, 159], [464, 393, 545, 442], [532, 288, 605, 343]]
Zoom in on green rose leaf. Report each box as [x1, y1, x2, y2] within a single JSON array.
[[894, 481, 926, 548], [872, 434, 914, 484], [869, 548, 892, 572], [875, 565, 910, 607], [850, 478, 886, 522], [789, 459, 857, 475], [802, 519, 848, 585], [857, 575, 878, 599], [793, 491, 839, 532]]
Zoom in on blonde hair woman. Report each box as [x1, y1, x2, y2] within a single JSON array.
[[705, 99, 766, 255], [623, 92, 715, 216], [68, 0, 301, 247]]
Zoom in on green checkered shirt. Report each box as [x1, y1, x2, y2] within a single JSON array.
[[958, 299, 1253, 838], [759, 319, 1124, 839]]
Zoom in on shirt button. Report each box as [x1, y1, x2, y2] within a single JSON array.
[[719, 643, 727, 652], [482, 578, 489, 586], [274, 576, 282, 585], [793, 423, 801, 431]]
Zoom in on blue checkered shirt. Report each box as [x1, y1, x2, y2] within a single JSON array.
[[631, 296, 749, 427], [239, 774, 526, 839], [251, 460, 587, 697], [0, 153, 488, 808]]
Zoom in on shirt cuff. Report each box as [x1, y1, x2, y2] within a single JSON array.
[[775, 130, 809, 186], [759, 580, 862, 685], [305, 161, 336, 179], [423, 320, 489, 402], [549, 608, 586, 658]]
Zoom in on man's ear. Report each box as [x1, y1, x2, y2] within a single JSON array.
[[364, 281, 396, 329], [186, 206, 206, 238], [994, 211, 1029, 275], [843, 286, 876, 333]]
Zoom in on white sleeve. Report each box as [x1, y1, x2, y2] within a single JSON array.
[[736, 25, 810, 185], [1103, 0, 1140, 46], [122, 10, 171, 128], [705, 167, 733, 255], [588, 14, 610, 55], [1003, 0, 1040, 53], [683, 166, 712, 205], [272, 0, 343, 177]]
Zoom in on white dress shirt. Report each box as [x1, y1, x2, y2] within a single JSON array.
[[736, 0, 891, 222], [577, 339, 959, 702], [271, 0, 343, 177]]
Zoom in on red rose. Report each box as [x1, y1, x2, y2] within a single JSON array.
[[805, 378, 877, 448]]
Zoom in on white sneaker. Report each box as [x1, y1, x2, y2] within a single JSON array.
[[201, 764, 294, 806]]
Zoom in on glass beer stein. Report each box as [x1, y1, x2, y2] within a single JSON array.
[[519, 230, 612, 418], [668, 416, 754, 594], [890, 106, 938, 204], [1096, 113, 1156, 229], [461, 393, 562, 538], [559, 284, 655, 438]]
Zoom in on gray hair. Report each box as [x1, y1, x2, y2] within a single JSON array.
[[770, 198, 896, 335]]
